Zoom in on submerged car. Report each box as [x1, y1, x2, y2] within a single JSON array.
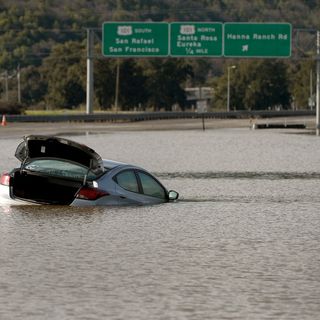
[[0, 135, 179, 206]]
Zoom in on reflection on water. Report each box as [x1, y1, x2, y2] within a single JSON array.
[[1, 129, 320, 320]]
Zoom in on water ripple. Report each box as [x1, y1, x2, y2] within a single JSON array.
[[156, 171, 320, 180]]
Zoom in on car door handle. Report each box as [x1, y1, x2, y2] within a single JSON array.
[[120, 195, 126, 199]]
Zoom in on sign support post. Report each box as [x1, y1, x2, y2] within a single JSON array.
[[86, 28, 94, 115]]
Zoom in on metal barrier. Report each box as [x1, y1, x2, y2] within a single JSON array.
[[4, 110, 315, 123]]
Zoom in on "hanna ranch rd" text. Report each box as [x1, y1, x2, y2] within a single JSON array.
[[226, 33, 288, 40]]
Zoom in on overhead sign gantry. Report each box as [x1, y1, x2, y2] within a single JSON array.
[[102, 22, 292, 58]]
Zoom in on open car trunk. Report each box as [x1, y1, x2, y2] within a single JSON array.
[[11, 170, 82, 205], [9, 135, 106, 205], [15, 135, 105, 176]]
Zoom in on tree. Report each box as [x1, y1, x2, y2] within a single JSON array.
[[1, 0, 320, 111], [141, 58, 193, 111], [288, 60, 316, 109], [212, 60, 291, 111], [117, 59, 148, 110], [94, 58, 116, 109], [41, 41, 86, 108], [94, 58, 148, 110], [21, 65, 47, 106], [95, 57, 194, 111], [241, 60, 291, 110]]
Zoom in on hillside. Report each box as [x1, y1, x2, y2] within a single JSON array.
[[0, 0, 319, 111]]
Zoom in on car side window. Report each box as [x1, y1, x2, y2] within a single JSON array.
[[137, 171, 166, 199], [115, 170, 139, 193]]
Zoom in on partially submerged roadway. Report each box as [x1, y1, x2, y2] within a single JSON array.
[[0, 116, 316, 139]]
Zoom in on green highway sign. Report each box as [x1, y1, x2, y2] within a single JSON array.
[[170, 22, 223, 56], [224, 23, 292, 57], [102, 22, 292, 58], [102, 22, 169, 57]]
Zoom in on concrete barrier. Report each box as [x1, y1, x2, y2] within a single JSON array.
[[252, 123, 306, 129]]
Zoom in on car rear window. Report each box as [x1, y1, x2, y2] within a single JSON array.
[[24, 159, 99, 181]]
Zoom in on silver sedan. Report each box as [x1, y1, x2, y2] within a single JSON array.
[[0, 135, 179, 206]]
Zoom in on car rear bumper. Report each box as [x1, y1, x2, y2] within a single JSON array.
[[0, 185, 34, 205]]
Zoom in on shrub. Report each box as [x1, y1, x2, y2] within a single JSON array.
[[0, 101, 25, 114]]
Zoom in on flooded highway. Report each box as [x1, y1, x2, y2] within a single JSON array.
[[0, 126, 320, 319]]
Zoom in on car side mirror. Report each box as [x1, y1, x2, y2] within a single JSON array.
[[168, 190, 179, 201]]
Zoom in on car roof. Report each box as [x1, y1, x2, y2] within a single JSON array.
[[102, 159, 147, 173], [102, 159, 128, 169]]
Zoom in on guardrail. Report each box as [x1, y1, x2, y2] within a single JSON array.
[[3, 110, 315, 123]]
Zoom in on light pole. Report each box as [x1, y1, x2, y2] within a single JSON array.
[[227, 65, 236, 112], [316, 30, 320, 136]]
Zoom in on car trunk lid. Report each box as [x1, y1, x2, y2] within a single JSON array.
[[15, 135, 105, 176]]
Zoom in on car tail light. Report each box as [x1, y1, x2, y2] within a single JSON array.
[[76, 186, 109, 201], [0, 173, 10, 186]]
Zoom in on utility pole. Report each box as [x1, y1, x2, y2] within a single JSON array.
[[5, 70, 8, 101], [17, 65, 21, 103], [316, 31, 320, 136], [114, 59, 120, 112], [113, 0, 122, 113], [310, 69, 313, 109], [227, 65, 236, 112], [86, 28, 94, 115]]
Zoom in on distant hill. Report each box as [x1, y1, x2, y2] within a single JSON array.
[[0, 0, 318, 110], [0, 0, 319, 69]]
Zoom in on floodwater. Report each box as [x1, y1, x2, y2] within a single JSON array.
[[0, 128, 320, 320]]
